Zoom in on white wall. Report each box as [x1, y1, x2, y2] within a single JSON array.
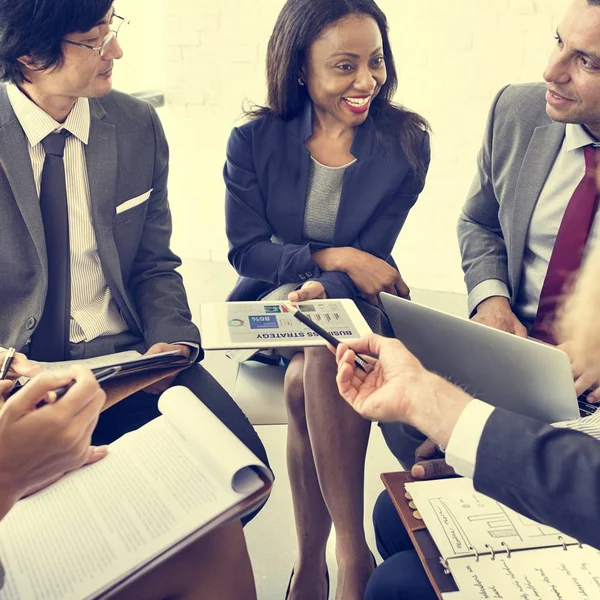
[[113, 0, 571, 294]]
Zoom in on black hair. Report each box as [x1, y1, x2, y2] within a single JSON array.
[[247, 0, 430, 182], [0, 0, 113, 84]]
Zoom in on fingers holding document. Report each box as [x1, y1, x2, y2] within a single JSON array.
[[0, 366, 107, 515]]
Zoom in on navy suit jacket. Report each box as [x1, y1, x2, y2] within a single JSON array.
[[224, 103, 430, 301], [474, 408, 600, 549]]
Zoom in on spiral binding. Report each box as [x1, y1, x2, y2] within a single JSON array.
[[439, 537, 583, 575]]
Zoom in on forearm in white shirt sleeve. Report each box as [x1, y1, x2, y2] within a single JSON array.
[[552, 411, 600, 440], [468, 279, 510, 317], [445, 399, 495, 478]]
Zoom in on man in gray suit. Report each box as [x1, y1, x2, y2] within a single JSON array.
[[459, 0, 600, 397], [0, 0, 269, 476]]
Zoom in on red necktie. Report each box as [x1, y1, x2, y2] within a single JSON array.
[[530, 144, 599, 345]]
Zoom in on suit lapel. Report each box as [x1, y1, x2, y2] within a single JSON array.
[[85, 101, 140, 330], [0, 114, 47, 276], [509, 121, 565, 296]]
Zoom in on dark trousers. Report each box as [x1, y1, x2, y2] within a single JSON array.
[[91, 363, 271, 525], [366, 490, 436, 600]]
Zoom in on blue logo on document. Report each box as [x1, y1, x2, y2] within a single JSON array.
[[249, 315, 279, 329]]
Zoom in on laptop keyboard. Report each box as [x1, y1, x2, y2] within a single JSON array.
[[578, 390, 598, 417]]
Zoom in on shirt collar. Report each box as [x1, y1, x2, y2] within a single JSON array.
[[6, 83, 90, 146], [565, 123, 597, 152]]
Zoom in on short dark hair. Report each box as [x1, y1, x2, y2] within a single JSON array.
[[248, 0, 430, 182], [0, 0, 113, 84], [589, 0, 600, 6]]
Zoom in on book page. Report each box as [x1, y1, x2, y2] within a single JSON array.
[[35, 350, 142, 371], [405, 479, 576, 560], [200, 299, 371, 350], [448, 545, 600, 599], [159, 386, 271, 491], [0, 395, 268, 599]]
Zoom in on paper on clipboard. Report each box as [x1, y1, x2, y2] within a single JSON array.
[[200, 299, 372, 350]]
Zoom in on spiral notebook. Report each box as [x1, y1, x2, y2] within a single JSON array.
[[383, 472, 600, 599]]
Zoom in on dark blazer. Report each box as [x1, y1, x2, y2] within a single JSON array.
[[0, 85, 201, 356], [474, 408, 600, 549], [224, 103, 430, 301]]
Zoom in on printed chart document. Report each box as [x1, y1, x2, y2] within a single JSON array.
[[0, 387, 273, 600], [200, 299, 372, 350], [404, 478, 600, 600]]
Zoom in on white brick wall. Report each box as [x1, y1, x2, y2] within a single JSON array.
[[116, 0, 571, 294]]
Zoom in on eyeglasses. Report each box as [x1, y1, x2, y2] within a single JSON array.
[[62, 14, 129, 57]]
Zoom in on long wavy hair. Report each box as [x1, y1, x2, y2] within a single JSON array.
[[247, 0, 430, 182]]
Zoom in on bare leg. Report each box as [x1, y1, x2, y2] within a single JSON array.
[[108, 520, 256, 600], [285, 352, 330, 600], [304, 346, 374, 600]]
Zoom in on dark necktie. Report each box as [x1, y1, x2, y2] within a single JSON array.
[[28, 130, 71, 361], [530, 144, 599, 345]]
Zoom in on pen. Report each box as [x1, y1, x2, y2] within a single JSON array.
[[282, 303, 374, 373], [0, 347, 16, 380], [34, 366, 122, 409]]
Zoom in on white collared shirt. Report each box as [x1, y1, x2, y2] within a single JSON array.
[[7, 83, 128, 343], [446, 399, 600, 478], [468, 124, 600, 327]]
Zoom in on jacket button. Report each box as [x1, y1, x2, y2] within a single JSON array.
[[25, 317, 36, 330]]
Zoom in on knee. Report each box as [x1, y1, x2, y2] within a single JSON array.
[[373, 491, 413, 559], [365, 552, 434, 600], [284, 355, 305, 422], [304, 346, 336, 374]]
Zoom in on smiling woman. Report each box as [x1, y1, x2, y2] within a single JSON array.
[[223, 1, 431, 598]]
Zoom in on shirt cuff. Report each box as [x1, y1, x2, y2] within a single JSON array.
[[468, 279, 510, 317], [174, 342, 200, 363], [445, 399, 495, 479]]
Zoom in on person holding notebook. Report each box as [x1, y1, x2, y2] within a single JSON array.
[[0, 0, 269, 491], [223, 1, 430, 597], [0, 363, 261, 599], [332, 241, 600, 599]]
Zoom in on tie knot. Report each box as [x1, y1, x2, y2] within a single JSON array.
[[41, 130, 70, 157]]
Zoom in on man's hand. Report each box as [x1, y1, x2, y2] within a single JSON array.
[[332, 334, 472, 448], [288, 281, 327, 303], [472, 296, 527, 337], [0, 350, 41, 381], [559, 341, 600, 402], [411, 438, 456, 480], [142, 343, 191, 395], [0, 366, 107, 518]]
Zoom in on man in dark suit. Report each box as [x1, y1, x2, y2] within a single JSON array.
[[333, 239, 600, 597], [0, 0, 269, 475]]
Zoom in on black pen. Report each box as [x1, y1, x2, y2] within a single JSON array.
[[35, 366, 122, 408], [282, 303, 374, 373], [0, 347, 16, 380]]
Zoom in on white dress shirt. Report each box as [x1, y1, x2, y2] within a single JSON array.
[[469, 124, 600, 328], [7, 84, 128, 344], [446, 399, 600, 478]]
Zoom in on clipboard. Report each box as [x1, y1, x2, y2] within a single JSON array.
[[381, 471, 459, 599]]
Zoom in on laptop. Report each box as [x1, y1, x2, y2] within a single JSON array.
[[380, 292, 596, 423]]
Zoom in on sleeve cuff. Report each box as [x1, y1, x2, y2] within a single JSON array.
[[468, 279, 510, 317], [174, 342, 200, 363], [445, 399, 495, 478]]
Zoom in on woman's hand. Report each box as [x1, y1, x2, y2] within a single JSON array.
[[288, 281, 327, 302], [345, 251, 410, 304]]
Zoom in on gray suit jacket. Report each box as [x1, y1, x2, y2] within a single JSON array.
[[0, 84, 201, 356], [474, 408, 600, 549], [457, 83, 565, 315]]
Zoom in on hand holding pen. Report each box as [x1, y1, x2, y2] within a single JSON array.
[[282, 302, 376, 373], [0, 348, 41, 381]]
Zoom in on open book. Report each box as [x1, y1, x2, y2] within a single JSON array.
[[0, 386, 273, 600], [404, 477, 600, 599]]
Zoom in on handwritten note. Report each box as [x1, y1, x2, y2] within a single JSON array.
[[405, 479, 576, 559], [449, 545, 600, 599]]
